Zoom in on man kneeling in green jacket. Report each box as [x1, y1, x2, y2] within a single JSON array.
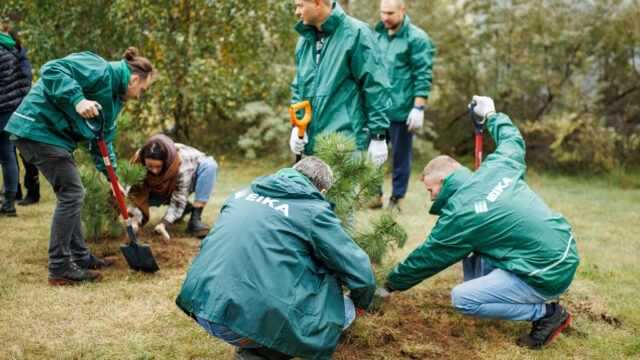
[[379, 96, 579, 349], [176, 156, 376, 360]]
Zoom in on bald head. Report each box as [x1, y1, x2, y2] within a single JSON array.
[[422, 155, 462, 182]]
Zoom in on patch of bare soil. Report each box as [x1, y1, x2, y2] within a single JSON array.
[[561, 296, 621, 328], [335, 291, 480, 360], [92, 229, 202, 270]]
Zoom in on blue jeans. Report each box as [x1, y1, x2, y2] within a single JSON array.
[[0, 112, 19, 195], [148, 157, 218, 206], [195, 296, 356, 349], [194, 157, 217, 203], [451, 260, 563, 321]]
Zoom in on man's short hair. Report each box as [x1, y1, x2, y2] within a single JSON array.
[[381, 0, 405, 7], [294, 156, 334, 191], [306, 0, 332, 6], [422, 155, 461, 181]]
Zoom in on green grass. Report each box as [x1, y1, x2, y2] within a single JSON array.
[[1, 160, 639, 359]]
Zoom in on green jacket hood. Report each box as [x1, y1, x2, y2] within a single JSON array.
[[429, 167, 472, 215], [252, 169, 324, 201], [0, 33, 16, 49], [111, 60, 130, 96]]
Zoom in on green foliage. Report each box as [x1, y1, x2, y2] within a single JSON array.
[[314, 132, 407, 309], [2, 0, 638, 171], [235, 101, 290, 159], [314, 132, 383, 224], [80, 161, 147, 241], [520, 114, 618, 174], [352, 212, 407, 265]]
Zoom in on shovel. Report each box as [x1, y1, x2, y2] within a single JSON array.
[[84, 109, 159, 273], [290, 101, 312, 164], [468, 100, 486, 170]]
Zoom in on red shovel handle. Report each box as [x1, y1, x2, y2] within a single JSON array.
[[84, 110, 129, 221]]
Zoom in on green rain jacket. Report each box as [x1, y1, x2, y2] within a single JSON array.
[[5, 52, 130, 175], [176, 169, 376, 360], [389, 114, 579, 296], [375, 16, 435, 121], [292, 2, 391, 154]]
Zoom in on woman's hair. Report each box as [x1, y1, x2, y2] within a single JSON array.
[[0, 23, 22, 50], [122, 47, 154, 80], [139, 140, 168, 167]]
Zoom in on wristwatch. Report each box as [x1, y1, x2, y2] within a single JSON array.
[[372, 133, 386, 141]]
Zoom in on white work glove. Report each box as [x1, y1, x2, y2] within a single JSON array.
[[154, 223, 171, 241], [470, 95, 496, 119], [367, 139, 388, 166], [406, 107, 424, 133], [289, 127, 308, 155], [376, 287, 392, 298], [75, 99, 102, 118]]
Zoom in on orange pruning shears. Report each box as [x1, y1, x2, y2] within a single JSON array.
[[290, 100, 312, 163]]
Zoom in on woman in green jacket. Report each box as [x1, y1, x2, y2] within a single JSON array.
[[6, 47, 154, 285]]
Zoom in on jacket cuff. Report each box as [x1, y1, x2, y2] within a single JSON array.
[[161, 218, 171, 226], [72, 95, 86, 107]]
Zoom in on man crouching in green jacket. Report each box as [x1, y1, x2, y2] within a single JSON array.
[[379, 96, 579, 349], [176, 156, 376, 360]]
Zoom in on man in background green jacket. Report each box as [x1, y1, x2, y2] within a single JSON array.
[[379, 96, 579, 349], [369, 0, 435, 211], [176, 156, 376, 360], [289, 0, 391, 166]]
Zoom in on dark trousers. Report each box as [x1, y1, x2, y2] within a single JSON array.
[[19, 151, 40, 194], [13, 138, 89, 267], [0, 112, 19, 194], [388, 121, 413, 198]]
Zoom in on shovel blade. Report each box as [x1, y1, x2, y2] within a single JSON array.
[[119, 243, 160, 273]]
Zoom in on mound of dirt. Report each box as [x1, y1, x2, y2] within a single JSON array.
[[335, 291, 480, 360]]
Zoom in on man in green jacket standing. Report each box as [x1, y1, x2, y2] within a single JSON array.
[[368, 0, 435, 211], [6, 48, 154, 285], [379, 96, 579, 349], [289, 0, 391, 166], [176, 156, 376, 360]]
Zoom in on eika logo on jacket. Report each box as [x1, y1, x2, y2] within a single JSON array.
[[486, 177, 514, 203], [243, 193, 290, 217]]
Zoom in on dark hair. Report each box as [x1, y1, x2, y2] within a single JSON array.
[[139, 140, 168, 169], [0, 23, 22, 50], [123, 47, 154, 80]]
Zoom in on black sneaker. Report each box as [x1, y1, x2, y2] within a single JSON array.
[[76, 255, 114, 270], [48, 262, 102, 285], [517, 304, 572, 349]]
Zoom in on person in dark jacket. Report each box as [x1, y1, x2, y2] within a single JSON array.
[[176, 156, 376, 360], [0, 23, 31, 216], [378, 96, 579, 349], [5, 47, 154, 285]]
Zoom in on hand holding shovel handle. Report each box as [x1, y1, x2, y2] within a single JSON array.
[[468, 100, 486, 170], [290, 101, 311, 163]]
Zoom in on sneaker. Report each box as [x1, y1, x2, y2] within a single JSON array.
[[76, 255, 114, 270], [365, 195, 383, 210], [48, 262, 102, 285], [388, 196, 403, 212], [517, 304, 572, 349]]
